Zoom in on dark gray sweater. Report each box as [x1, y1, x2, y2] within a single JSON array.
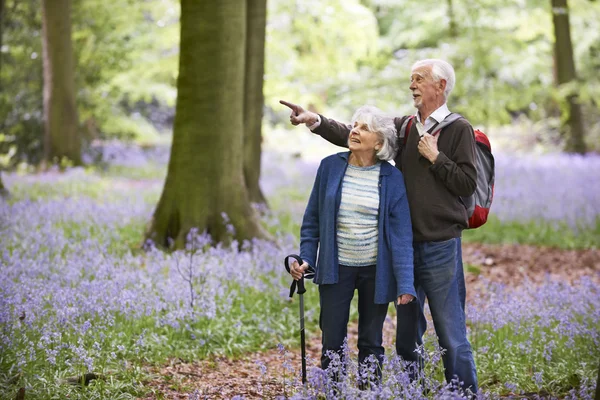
[[313, 114, 477, 242]]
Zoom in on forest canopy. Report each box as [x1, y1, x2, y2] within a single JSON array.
[[1, 0, 599, 169]]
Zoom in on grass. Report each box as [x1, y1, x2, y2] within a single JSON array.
[[463, 216, 600, 250]]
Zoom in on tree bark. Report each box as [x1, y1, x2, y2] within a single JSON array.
[[447, 0, 458, 38], [0, 0, 7, 198], [146, 0, 269, 248], [41, 0, 81, 165], [0, 0, 3, 80], [551, 0, 586, 153], [243, 0, 267, 205]]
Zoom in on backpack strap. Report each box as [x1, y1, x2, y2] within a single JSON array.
[[398, 115, 415, 145], [430, 113, 463, 136]]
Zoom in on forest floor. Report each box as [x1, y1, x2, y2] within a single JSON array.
[[142, 243, 600, 399]]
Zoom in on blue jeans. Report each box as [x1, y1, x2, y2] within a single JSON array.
[[319, 265, 389, 376], [395, 238, 478, 393]]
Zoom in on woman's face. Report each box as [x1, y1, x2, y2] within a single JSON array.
[[348, 120, 382, 155]]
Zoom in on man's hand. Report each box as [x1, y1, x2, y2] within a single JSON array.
[[397, 294, 415, 305], [289, 259, 309, 281], [279, 100, 319, 127], [418, 132, 440, 163]]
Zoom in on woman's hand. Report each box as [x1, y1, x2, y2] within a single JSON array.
[[397, 294, 415, 305], [289, 259, 310, 281]]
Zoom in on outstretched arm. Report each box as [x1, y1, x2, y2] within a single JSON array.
[[279, 100, 319, 127], [280, 99, 350, 148]]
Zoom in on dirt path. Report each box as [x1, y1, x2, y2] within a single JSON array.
[[142, 243, 600, 399]]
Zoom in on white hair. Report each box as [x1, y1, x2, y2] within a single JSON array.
[[411, 59, 456, 100], [350, 105, 398, 161]]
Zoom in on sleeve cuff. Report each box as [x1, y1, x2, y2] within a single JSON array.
[[398, 286, 417, 298], [430, 151, 449, 170], [307, 114, 321, 131]]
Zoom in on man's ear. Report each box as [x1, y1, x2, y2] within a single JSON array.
[[439, 79, 447, 94]]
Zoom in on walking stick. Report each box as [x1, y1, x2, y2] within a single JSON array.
[[284, 254, 312, 384]]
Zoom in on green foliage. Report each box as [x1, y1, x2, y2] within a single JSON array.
[[0, 0, 179, 167], [318, 0, 600, 151], [73, 0, 179, 143], [264, 0, 380, 118], [2, 0, 599, 165], [0, 0, 44, 165], [72, 0, 179, 144]]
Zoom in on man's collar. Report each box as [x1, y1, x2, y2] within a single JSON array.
[[415, 103, 451, 123]]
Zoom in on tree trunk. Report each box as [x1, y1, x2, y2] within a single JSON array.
[[243, 0, 267, 205], [146, 0, 269, 248], [41, 0, 81, 165], [447, 0, 458, 38], [551, 0, 586, 154], [0, 0, 7, 198], [0, 0, 3, 80], [0, 172, 9, 198]]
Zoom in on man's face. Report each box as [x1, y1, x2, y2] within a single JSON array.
[[409, 66, 445, 110]]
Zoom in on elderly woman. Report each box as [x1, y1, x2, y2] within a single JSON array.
[[289, 105, 415, 381]]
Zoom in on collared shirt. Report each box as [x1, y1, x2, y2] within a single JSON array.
[[415, 103, 451, 132]]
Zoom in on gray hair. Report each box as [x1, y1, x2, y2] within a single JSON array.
[[411, 59, 456, 100], [350, 105, 398, 161]]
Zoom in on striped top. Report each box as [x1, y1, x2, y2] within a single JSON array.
[[337, 163, 381, 266]]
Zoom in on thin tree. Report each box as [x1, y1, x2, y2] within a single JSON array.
[[447, 0, 457, 38], [243, 0, 267, 205], [0, 0, 7, 197], [551, 0, 586, 153], [0, 175, 6, 197], [41, 0, 81, 165], [146, 0, 268, 248]]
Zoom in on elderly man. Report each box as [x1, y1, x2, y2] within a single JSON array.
[[280, 59, 478, 393]]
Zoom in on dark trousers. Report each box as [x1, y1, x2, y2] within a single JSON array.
[[395, 238, 478, 393], [319, 265, 389, 376]]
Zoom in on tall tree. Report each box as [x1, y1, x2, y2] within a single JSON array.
[[447, 0, 457, 38], [0, 0, 7, 197], [551, 0, 586, 153], [41, 0, 81, 165], [243, 0, 267, 205], [146, 0, 268, 248]]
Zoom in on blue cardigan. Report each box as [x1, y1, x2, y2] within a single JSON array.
[[300, 152, 416, 304]]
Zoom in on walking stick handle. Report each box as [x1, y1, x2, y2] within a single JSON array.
[[284, 254, 306, 296]]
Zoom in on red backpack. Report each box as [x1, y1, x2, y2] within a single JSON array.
[[398, 114, 495, 229]]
